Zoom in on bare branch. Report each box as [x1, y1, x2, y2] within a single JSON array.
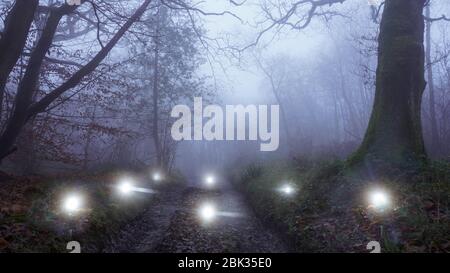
[[425, 15, 450, 22], [28, 0, 153, 117], [240, 0, 346, 52]]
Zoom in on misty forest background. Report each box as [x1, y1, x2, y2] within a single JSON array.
[[0, 0, 450, 174], [0, 0, 449, 253]]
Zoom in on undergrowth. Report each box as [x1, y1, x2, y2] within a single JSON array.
[[0, 171, 184, 252], [232, 159, 449, 252]]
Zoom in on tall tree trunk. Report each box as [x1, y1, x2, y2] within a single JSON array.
[[350, 0, 427, 170], [332, 84, 342, 144], [83, 106, 97, 170], [269, 77, 291, 152], [425, 4, 440, 156], [338, 63, 360, 140], [333, 39, 361, 141], [255, 58, 292, 153], [0, 8, 68, 160], [152, 9, 162, 168], [0, 0, 39, 115], [0, 0, 153, 162]]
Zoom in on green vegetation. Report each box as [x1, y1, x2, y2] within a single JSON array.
[[233, 160, 450, 252], [0, 171, 184, 252]]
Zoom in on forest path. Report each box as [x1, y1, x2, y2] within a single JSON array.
[[104, 177, 290, 253]]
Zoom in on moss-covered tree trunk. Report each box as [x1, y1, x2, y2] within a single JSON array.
[[351, 0, 427, 170]]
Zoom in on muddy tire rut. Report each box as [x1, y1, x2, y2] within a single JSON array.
[[104, 183, 290, 253]]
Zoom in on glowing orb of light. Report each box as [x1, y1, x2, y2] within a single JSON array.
[[198, 202, 217, 223], [369, 190, 390, 211], [117, 179, 135, 195], [153, 172, 162, 181], [279, 183, 296, 196], [63, 194, 83, 215], [205, 175, 216, 186]]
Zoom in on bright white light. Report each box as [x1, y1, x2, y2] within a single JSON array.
[[279, 184, 295, 196], [369, 190, 390, 211], [205, 175, 215, 186], [63, 194, 83, 215], [152, 172, 162, 181], [117, 179, 135, 195], [198, 203, 217, 223]]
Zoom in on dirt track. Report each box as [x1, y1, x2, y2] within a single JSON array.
[[104, 179, 290, 253]]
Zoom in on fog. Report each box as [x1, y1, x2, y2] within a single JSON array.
[[1, 0, 449, 177]]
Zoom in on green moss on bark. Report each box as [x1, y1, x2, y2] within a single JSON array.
[[349, 0, 427, 172]]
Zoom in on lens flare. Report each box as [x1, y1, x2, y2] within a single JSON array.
[[198, 202, 217, 223], [117, 178, 135, 195], [63, 193, 83, 215], [152, 172, 162, 181], [279, 183, 296, 196], [204, 175, 215, 187], [369, 190, 390, 209]]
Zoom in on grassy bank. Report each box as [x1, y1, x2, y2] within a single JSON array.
[[232, 160, 450, 252], [0, 170, 184, 252]]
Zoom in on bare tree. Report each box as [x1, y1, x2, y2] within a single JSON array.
[[250, 0, 449, 170], [0, 0, 153, 161], [425, 2, 440, 155], [254, 55, 292, 151]]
